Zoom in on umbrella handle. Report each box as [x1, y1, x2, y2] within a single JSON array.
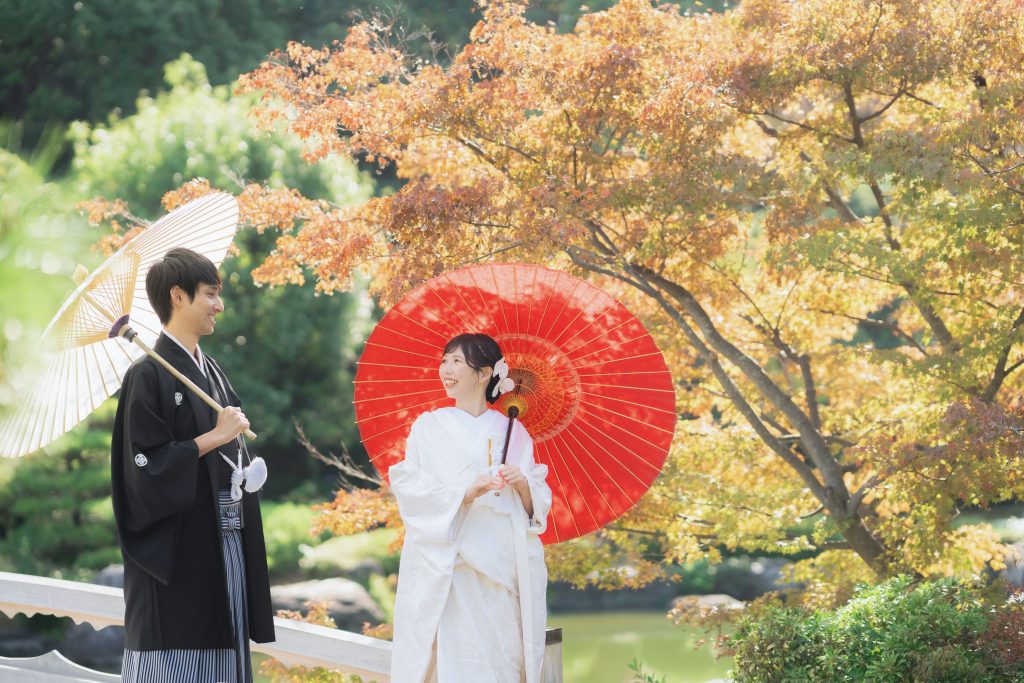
[[123, 330, 258, 441], [499, 405, 519, 466], [494, 405, 519, 497]]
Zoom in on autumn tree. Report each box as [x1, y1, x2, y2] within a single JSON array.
[[97, 0, 1024, 600]]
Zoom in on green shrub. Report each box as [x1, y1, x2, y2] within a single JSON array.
[[726, 576, 1024, 683], [261, 501, 330, 579], [0, 407, 120, 580], [299, 528, 401, 581]]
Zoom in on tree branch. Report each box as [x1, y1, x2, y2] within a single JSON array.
[[295, 420, 381, 490], [635, 265, 846, 488], [813, 308, 929, 356], [839, 81, 959, 354], [739, 106, 857, 145], [847, 475, 880, 516], [981, 306, 1024, 401]]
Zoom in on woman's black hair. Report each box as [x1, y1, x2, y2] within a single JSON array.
[[443, 333, 504, 404]]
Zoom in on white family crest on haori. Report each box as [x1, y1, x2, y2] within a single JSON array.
[[389, 407, 552, 683]]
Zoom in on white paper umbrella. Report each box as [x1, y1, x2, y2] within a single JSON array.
[[0, 192, 245, 457]]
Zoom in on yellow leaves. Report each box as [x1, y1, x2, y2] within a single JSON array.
[[160, 177, 217, 211], [153, 0, 1024, 598], [922, 524, 1010, 578], [544, 530, 667, 589], [311, 487, 401, 545], [237, 183, 321, 234], [275, 600, 337, 628], [77, 196, 130, 227], [361, 622, 393, 641], [77, 197, 145, 256], [251, 250, 307, 288], [780, 550, 876, 609]]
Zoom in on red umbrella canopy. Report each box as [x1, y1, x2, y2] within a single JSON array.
[[354, 263, 676, 544]]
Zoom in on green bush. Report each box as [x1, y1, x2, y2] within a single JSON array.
[[726, 576, 1024, 683], [0, 406, 120, 580], [261, 501, 330, 579], [300, 528, 401, 580]]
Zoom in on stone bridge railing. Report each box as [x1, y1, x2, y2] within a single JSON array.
[[0, 571, 563, 682]]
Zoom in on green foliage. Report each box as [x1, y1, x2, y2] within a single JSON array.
[[0, 130, 120, 579], [726, 576, 1024, 683], [0, 405, 119, 579], [629, 657, 668, 683], [261, 500, 330, 578], [0, 142, 102, 402], [2, 0, 731, 152], [1, 0, 326, 150], [71, 55, 376, 495], [300, 528, 401, 577], [69, 54, 372, 214], [367, 572, 396, 623]]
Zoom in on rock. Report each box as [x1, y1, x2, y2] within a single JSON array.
[[0, 628, 59, 658], [1000, 542, 1024, 587], [271, 578, 385, 632], [92, 565, 124, 589], [59, 624, 124, 672], [58, 565, 127, 671], [672, 594, 744, 611]]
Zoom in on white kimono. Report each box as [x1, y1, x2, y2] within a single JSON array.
[[390, 407, 551, 683]]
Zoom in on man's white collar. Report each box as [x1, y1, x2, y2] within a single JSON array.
[[162, 328, 206, 376]]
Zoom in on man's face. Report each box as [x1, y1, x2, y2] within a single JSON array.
[[172, 282, 224, 336]]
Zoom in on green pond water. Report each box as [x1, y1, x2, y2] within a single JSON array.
[[255, 611, 732, 683], [555, 611, 732, 683]]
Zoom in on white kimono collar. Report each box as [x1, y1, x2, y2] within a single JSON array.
[[161, 328, 207, 377]]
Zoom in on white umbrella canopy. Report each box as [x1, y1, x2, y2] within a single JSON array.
[[0, 192, 241, 457]]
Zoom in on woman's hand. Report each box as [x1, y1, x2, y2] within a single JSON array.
[[499, 464, 535, 518], [498, 465, 528, 492], [463, 473, 502, 505]]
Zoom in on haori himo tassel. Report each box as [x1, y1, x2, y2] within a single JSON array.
[[222, 451, 269, 501]]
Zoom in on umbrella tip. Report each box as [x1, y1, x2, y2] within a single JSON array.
[[72, 264, 89, 285], [109, 315, 133, 340]]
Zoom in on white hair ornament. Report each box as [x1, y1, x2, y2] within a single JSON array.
[[491, 357, 515, 397]]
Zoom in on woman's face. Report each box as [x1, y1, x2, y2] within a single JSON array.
[[439, 347, 489, 401]]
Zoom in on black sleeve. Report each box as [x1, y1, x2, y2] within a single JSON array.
[[120, 362, 201, 533]]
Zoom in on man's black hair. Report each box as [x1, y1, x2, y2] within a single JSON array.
[[145, 247, 222, 325]]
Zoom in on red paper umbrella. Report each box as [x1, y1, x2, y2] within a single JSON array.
[[354, 263, 676, 544]]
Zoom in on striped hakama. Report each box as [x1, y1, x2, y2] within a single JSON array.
[[122, 490, 253, 683]]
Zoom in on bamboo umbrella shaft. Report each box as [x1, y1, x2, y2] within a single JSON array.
[[125, 330, 257, 440]]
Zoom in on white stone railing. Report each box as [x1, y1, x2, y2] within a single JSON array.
[[0, 571, 563, 682]]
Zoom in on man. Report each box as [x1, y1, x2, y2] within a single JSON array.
[[111, 247, 274, 682]]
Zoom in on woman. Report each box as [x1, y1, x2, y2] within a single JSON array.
[[389, 333, 551, 683]]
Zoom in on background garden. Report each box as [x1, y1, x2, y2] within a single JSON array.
[[3, 0, 1024, 681]]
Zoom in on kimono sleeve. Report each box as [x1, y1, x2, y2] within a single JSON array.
[[389, 415, 468, 543], [119, 362, 200, 533], [509, 422, 552, 535]]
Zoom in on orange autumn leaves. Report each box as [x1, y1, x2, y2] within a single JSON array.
[[84, 0, 1024, 595]]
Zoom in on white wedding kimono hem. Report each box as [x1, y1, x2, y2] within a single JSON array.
[[390, 408, 551, 683]]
